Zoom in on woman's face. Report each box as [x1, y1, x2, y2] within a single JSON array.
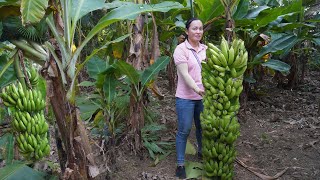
[[186, 20, 203, 43]]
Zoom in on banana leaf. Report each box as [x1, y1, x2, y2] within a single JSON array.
[[103, 73, 117, 104], [141, 56, 170, 90], [76, 95, 100, 121], [233, 0, 249, 20], [253, 0, 302, 29], [313, 38, 320, 45], [185, 161, 203, 179], [0, 0, 19, 6], [0, 133, 14, 165], [0, 162, 46, 180], [197, 0, 223, 23], [86, 56, 110, 80], [113, 60, 140, 88], [244, 5, 269, 19], [0, 54, 16, 88], [262, 59, 291, 73], [253, 33, 299, 62], [20, 0, 48, 25], [70, 1, 184, 77]]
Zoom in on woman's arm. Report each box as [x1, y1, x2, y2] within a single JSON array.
[[177, 63, 204, 96]]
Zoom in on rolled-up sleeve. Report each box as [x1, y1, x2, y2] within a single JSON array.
[[173, 46, 188, 66]]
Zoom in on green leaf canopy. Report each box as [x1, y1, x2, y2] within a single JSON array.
[[197, 0, 224, 23], [254, 33, 299, 61], [141, 56, 170, 88], [71, 0, 106, 23], [20, 0, 48, 25], [0, 162, 46, 180], [262, 59, 291, 73], [68, 1, 183, 79], [0, 0, 19, 6], [86, 56, 110, 80], [0, 54, 16, 88]]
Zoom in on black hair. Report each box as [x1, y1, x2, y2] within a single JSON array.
[[186, 17, 201, 30]]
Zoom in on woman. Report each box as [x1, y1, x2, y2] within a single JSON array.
[[173, 17, 207, 179]]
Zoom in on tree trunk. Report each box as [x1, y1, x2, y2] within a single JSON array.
[[127, 87, 144, 152], [287, 53, 298, 89], [44, 58, 96, 179], [127, 14, 146, 70], [167, 56, 176, 93], [126, 13, 146, 152], [224, 4, 235, 42]]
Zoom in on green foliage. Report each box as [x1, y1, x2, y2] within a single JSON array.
[[76, 95, 100, 121], [233, 0, 249, 19], [0, 54, 16, 88], [113, 56, 170, 101], [195, 0, 224, 23], [0, 161, 57, 180], [20, 0, 48, 26], [77, 56, 131, 145], [1, 16, 48, 42], [0, 0, 19, 6], [253, 0, 280, 6], [309, 50, 320, 70], [141, 56, 172, 88], [261, 59, 291, 73], [254, 33, 299, 62], [185, 140, 196, 155], [86, 56, 110, 80], [142, 123, 173, 160], [0, 133, 14, 165], [185, 161, 203, 179], [0, 104, 7, 124]]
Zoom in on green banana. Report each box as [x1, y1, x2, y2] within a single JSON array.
[[220, 37, 229, 61], [227, 47, 235, 66]]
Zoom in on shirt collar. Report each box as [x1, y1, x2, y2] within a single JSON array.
[[184, 40, 206, 52]]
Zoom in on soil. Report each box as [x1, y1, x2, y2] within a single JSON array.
[[105, 69, 320, 180]]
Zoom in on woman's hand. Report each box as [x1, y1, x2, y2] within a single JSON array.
[[195, 87, 205, 96]]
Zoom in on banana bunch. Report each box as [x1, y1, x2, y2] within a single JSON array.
[[27, 67, 40, 87], [0, 82, 45, 112], [200, 37, 247, 179], [11, 111, 49, 135], [15, 131, 50, 160], [205, 37, 247, 78], [13, 110, 50, 161], [0, 79, 50, 161]]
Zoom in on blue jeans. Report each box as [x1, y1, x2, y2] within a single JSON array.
[[176, 97, 203, 166]]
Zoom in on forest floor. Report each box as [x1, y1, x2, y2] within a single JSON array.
[[105, 69, 320, 180]]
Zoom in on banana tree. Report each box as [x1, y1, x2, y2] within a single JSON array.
[[103, 56, 170, 152], [46, 1, 182, 178], [235, 0, 319, 88], [0, 0, 183, 178]]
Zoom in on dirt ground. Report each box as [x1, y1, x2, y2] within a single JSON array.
[[106, 69, 320, 180]]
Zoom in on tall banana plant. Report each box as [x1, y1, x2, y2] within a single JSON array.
[[0, 0, 183, 179], [45, 1, 183, 179]]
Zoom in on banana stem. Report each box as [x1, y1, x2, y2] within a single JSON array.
[[190, 0, 194, 17], [11, 40, 48, 62], [13, 53, 26, 89]]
